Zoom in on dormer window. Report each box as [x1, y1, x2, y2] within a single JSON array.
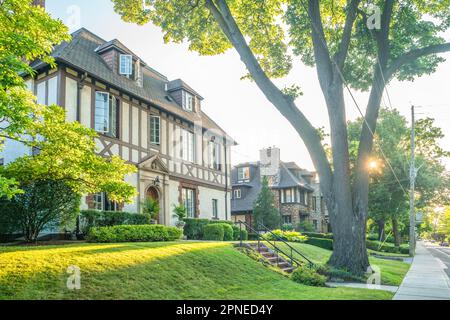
[[237, 167, 250, 182], [182, 91, 195, 112], [119, 54, 133, 76]]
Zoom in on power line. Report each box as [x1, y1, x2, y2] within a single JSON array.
[[297, 0, 408, 196]]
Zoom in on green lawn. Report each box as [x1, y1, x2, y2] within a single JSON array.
[[272, 242, 410, 286], [0, 241, 394, 300]]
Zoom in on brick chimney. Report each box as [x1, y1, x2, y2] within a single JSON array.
[[32, 0, 45, 8]]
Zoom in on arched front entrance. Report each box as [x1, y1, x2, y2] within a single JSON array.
[[145, 186, 161, 224]]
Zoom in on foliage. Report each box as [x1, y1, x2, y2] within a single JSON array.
[[232, 225, 248, 241], [253, 176, 280, 229], [366, 240, 409, 255], [79, 210, 151, 235], [87, 224, 182, 242], [281, 223, 295, 231], [172, 203, 187, 221], [437, 207, 450, 237], [291, 267, 327, 287], [0, 180, 80, 242], [302, 232, 334, 239], [219, 223, 234, 241], [141, 198, 160, 220], [183, 218, 210, 240], [297, 221, 315, 232], [203, 224, 224, 241], [305, 237, 334, 251], [348, 108, 449, 245], [263, 229, 308, 243], [0, 0, 70, 197]]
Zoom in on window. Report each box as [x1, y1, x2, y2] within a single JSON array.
[[150, 116, 160, 145], [119, 54, 133, 76], [237, 167, 250, 181], [181, 129, 195, 162], [283, 215, 292, 224], [92, 192, 120, 211], [209, 141, 222, 171], [299, 190, 306, 205], [233, 189, 242, 199], [182, 188, 195, 218], [313, 219, 318, 231], [95, 92, 119, 138], [182, 91, 195, 111], [312, 196, 317, 211], [285, 189, 293, 203], [212, 199, 218, 219]]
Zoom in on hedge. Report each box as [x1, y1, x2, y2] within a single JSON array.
[[302, 232, 333, 239], [87, 225, 182, 243], [79, 210, 151, 234], [306, 237, 334, 250], [232, 225, 248, 241], [183, 218, 210, 240], [221, 223, 234, 241], [203, 224, 224, 241]]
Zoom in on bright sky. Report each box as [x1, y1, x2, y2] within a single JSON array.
[[47, 0, 450, 170]]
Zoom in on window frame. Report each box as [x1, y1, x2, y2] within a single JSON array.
[[119, 54, 133, 76], [149, 115, 161, 145], [182, 188, 196, 218], [233, 188, 242, 199], [181, 128, 195, 163], [212, 199, 218, 219], [94, 91, 119, 138], [182, 91, 195, 112], [237, 167, 250, 182]]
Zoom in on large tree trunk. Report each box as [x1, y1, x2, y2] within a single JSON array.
[[392, 218, 401, 247]]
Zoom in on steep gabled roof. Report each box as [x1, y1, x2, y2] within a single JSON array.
[[31, 28, 232, 140]]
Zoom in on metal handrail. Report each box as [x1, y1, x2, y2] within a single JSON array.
[[236, 221, 312, 268], [255, 222, 315, 266]]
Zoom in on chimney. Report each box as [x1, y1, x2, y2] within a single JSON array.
[[260, 147, 281, 184], [32, 0, 45, 8]]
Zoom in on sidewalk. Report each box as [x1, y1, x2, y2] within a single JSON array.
[[393, 241, 450, 300]]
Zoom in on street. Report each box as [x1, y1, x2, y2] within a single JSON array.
[[426, 244, 450, 278]]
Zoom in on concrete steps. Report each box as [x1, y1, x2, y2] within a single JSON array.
[[244, 242, 295, 273]]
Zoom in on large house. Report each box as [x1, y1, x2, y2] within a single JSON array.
[[0, 27, 235, 226], [231, 147, 329, 233]]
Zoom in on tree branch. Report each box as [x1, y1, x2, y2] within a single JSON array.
[[205, 0, 333, 199], [334, 0, 361, 69], [307, 0, 334, 89], [386, 42, 450, 79]]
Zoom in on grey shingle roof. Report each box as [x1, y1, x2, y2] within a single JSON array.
[[231, 161, 314, 214], [32, 28, 231, 138]]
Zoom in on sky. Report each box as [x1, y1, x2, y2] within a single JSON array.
[[46, 0, 450, 170]]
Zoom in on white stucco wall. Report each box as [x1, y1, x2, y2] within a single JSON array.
[[198, 186, 230, 221], [122, 172, 139, 213], [65, 77, 78, 122]]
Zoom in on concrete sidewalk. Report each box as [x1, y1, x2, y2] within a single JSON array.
[[393, 241, 450, 300]]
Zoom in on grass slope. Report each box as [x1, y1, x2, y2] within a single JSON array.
[[273, 242, 410, 286], [0, 242, 393, 300]]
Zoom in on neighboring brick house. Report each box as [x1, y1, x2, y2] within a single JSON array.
[[0, 27, 235, 226], [231, 147, 329, 233]]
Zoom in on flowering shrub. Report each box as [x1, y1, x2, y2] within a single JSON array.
[[263, 229, 308, 243]]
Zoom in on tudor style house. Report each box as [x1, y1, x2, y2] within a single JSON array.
[[231, 147, 329, 232], [0, 28, 235, 225]]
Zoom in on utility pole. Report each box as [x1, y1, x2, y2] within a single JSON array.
[[409, 105, 416, 257]]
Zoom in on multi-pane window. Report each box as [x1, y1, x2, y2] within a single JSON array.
[[182, 188, 195, 218], [313, 219, 318, 231], [285, 189, 293, 203], [212, 199, 218, 219], [182, 91, 195, 112], [237, 167, 250, 181], [150, 115, 160, 145], [209, 141, 222, 171], [92, 192, 120, 211], [95, 92, 118, 138], [119, 54, 133, 76], [233, 189, 242, 199], [181, 129, 195, 162], [312, 196, 317, 211], [283, 215, 292, 224]]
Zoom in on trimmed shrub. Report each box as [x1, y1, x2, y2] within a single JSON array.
[[220, 223, 234, 241], [281, 223, 295, 231], [79, 210, 151, 234], [183, 218, 210, 240], [263, 229, 308, 243], [87, 224, 182, 243], [302, 232, 333, 239], [366, 240, 409, 254], [291, 267, 327, 286], [209, 220, 233, 225], [232, 225, 248, 241], [203, 224, 224, 241], [305, 237, 333, 250]]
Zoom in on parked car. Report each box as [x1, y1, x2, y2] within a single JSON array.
[[439, 242, 449, 247]]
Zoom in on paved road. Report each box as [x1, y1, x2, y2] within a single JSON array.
[[426, 245, 450, 278]]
